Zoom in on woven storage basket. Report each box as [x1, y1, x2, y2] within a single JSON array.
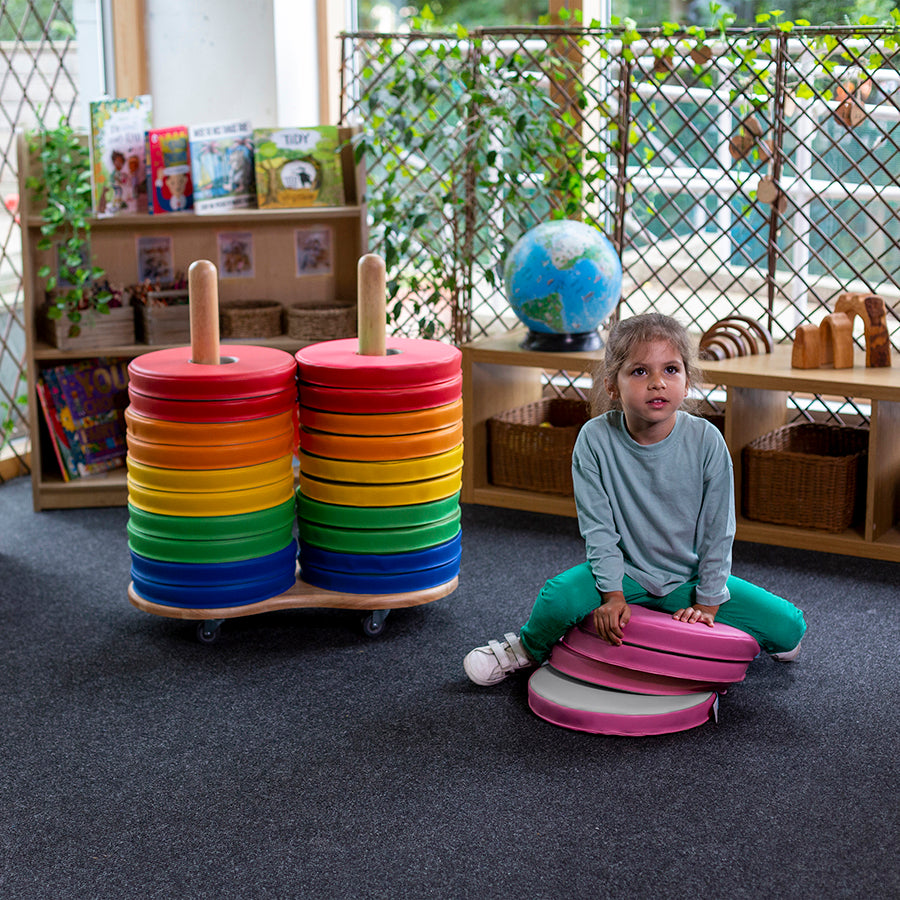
[[220, 300, 284, 338], [285, 304, 356, 342], [489, 398, 591, 495], [742, 422, 868, 532]]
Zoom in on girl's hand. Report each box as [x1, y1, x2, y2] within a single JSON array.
[[593, 592, 631, 646], [672, 603, 718, 627]]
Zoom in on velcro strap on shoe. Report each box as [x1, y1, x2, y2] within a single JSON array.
[[503, 632, 530, 667], [488, 639, 514, 672]]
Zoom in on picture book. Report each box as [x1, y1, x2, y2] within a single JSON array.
[[146, 125, 193, 213], [188, 119, 256, 214], [39, 359, 130, 477], [253, 126, 345, 209], [35, 379, 77, 481], [89, 95, 153, 217]]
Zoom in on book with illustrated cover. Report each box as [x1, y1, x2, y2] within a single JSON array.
[[253, 126, 345, 209], [39, 359, 130, 477], [146, 125, 193, 213], [35, 379, 77, 481], [89, 95, 153, 217], [188, 119, 256, 214]]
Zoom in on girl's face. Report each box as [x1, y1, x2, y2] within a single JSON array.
[[606, 338, 689, 445]]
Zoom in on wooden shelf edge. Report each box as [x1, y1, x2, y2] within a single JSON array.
[[465, 486, 577, 518], [735, 517, 900, 562], [24, 205, 365, 231], [32, 336, 319, 360]]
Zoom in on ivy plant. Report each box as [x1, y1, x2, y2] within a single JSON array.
[[26, 117, 110, 337]]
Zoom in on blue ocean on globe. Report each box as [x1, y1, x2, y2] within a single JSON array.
[[504, 220, 622, 336]]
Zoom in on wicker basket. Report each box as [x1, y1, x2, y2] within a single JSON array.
[[742, 423, 868, 532], [220, 300, 284, 338], [489, 398, 591, 495], [285, 303, 356, 342]]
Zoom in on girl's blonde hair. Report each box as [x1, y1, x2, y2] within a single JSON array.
[[593, 313, 701, 413]]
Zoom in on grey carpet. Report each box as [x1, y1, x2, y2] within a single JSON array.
[[1, 474, 898, 899]]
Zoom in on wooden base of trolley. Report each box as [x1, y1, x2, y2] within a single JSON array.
[[128, 575, 459, 642]]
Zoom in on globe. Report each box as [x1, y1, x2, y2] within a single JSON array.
[[504, 220, 623, 351]]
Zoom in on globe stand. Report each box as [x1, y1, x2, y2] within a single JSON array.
[[520, 329, 603, 353]]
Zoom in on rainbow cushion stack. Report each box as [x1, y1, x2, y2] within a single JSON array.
[[125, 345, 299, 608], [294, 337, 463, 594]]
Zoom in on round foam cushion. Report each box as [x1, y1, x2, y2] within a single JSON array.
[[298, 509, 461, 554], [298, 470, 461, 507], [127, 456, 293, 492], [298, 445, 462, 484], [127, 474, 295, 517], [295, 338, 460, 389], [130, 542, 297, 588], [128, 521, 295, 564], [126, 432, 295, 470], [299, 374, 462, 415], [549, 641, 723, 696], [128, 345, 297, 400], [299, 422, 463, 461], [528, 666, 719, 736], [296, 491, 460, 530], [299, 557, 460, 595], [125, 408, 296, 446], [131, 569, 297, 609], [127, 385, 298, 423], [127, 499, 296, 537], [299, 532, 462, 575], [565, 605, 759, 685], [587, 604, 761, 660], [299, 399, 461, 436]]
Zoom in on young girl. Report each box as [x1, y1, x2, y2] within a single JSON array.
[[464, 313, 807, 686]]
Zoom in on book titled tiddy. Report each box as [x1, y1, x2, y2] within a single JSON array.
[[89, 95, 153, 217], [146, 125, 193, 213], [188, 119, 257, 214], [253, 126, 345, 208]]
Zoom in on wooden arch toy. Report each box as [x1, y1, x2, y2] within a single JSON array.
[[527, 605, 760, 736], [126, 256, 461, 642], [792, 293, 892, 371]]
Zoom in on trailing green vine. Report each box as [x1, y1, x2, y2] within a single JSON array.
[[26, 117, 110, 338]]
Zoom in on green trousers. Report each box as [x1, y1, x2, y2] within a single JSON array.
[[519, 562, 808, 664]]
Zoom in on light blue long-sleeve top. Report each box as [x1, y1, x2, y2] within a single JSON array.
[[571, 409, 735, 606]]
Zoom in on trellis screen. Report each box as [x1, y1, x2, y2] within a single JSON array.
[[341, 25, 900, 421]]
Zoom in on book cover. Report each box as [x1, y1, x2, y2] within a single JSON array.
[[253, 126, 345, 209], [89, 95, 153, 217], [146, 125, 193, 214], [35, 378, 76, 481], [188, 119, 256, 214], [40, 359, 130, 476]]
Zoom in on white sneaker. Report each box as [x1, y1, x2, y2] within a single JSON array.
[[771, 640, 802, 662], [464, 632, 534, 685]]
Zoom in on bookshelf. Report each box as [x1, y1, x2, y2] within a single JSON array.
[[461, 331, 900, 563], [18, 132, 367, 510]]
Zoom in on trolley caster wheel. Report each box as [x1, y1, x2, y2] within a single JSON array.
[[361, 610, 389, 638], [196, 619, 223, 644]]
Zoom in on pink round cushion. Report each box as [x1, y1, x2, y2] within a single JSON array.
[[549, 640, 725, 696], [528, 666, 718, 737], [565, 604, 760, 685]]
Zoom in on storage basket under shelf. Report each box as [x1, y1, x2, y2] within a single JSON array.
[[488, 398, 591, 496], [285, 303, 356, 342], [741, 422, 868, 533], [220, 299, 284, 338]]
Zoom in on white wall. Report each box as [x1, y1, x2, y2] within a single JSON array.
[[144, 0, 281, 128]]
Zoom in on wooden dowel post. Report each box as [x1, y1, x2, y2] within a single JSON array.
[[189, 259, 220, 365], [357, 253, 386, 357]]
